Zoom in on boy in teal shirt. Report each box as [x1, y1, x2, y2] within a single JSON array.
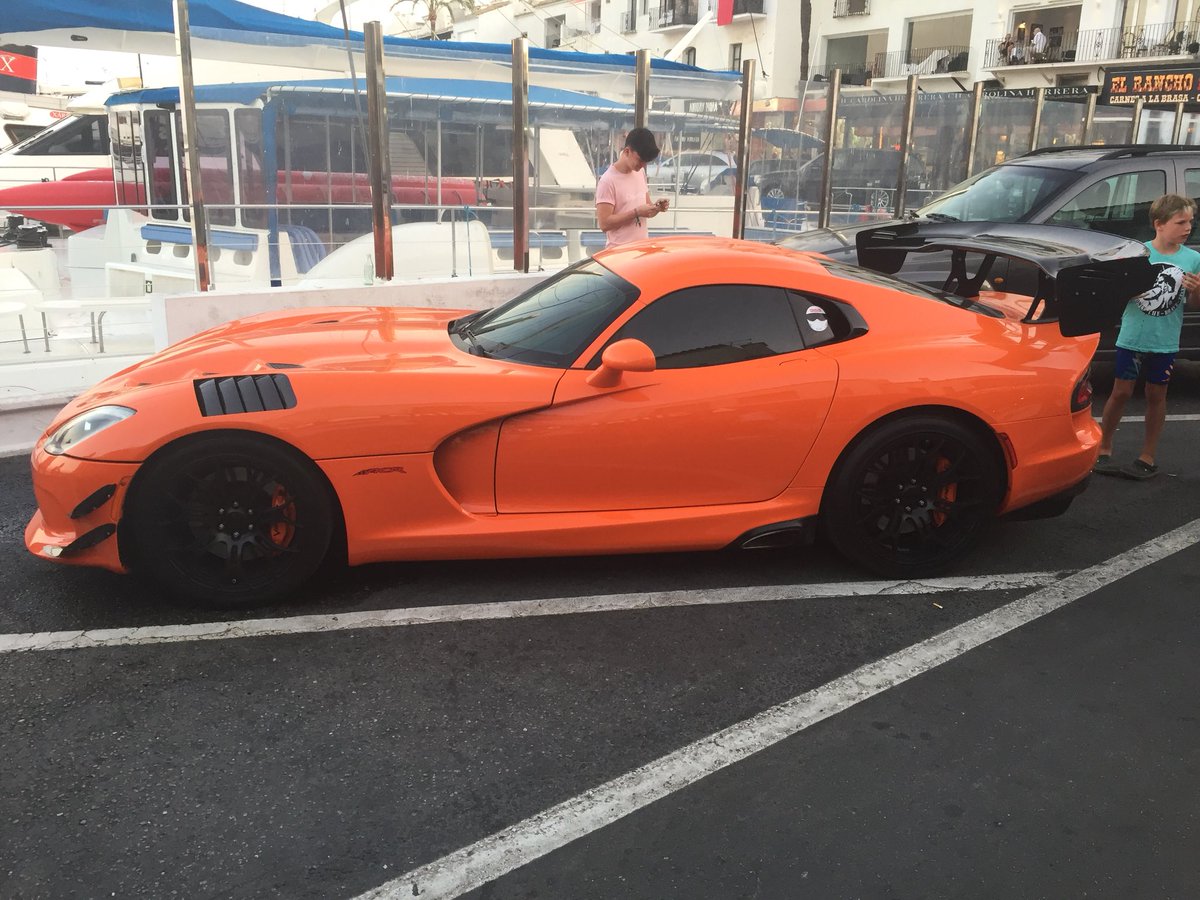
[[1095, 193, 1200, 479]]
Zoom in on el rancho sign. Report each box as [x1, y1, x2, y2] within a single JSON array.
[[1102, 67, 1200, 105]]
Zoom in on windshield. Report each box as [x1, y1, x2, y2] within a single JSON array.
[[917, 164, 1075, 223], [813, 258, 1004, 317], [450, 259, 639, 367]]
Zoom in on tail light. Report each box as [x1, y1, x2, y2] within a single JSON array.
[[1071, 368, 1094, 412]]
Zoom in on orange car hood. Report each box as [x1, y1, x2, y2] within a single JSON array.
[[57, 306, 565, 459], [144, 306, 475, 375]]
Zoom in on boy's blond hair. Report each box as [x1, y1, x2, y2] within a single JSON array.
[[1149, 193, 1196, 226]]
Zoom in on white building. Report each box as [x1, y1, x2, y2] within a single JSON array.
[[452, 1, 1200, 104]]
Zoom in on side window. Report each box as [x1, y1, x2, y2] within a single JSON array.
[[787, 292, 858, 348], [1184, 168, 1200, 248], [194, 110, 234, 226], [144, 110, 180, 221], [1046, 170, 1165, 241], [596, 285, 803, 369], [18, 115, 108, 156], [4, 123, 42, 145]]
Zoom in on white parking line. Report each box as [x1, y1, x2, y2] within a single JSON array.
[[353, 518, 1200, 900], [1104, 413, 1200, 422], [0, 571, 1064, 654]]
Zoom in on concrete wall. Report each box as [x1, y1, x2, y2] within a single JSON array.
[[158, 271, 546, 347]]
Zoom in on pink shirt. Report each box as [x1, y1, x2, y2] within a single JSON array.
[[596, 165, 649, 247]]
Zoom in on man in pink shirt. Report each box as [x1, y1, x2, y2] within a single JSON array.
[[596, 127, 669, 248]]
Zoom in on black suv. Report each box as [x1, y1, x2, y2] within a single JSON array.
[[778, 145, 1200, 360]]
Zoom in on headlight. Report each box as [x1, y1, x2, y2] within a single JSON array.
[[44, 406, 136, 456]]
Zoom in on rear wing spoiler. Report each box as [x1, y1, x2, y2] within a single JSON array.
[[855, 223, 1156, 337]]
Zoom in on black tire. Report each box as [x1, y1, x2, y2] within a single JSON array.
[[124, 434, 334, 607], [822, 416, 1002, 577]]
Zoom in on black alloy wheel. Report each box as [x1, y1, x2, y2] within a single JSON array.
[[823, 416, 1002, 576], [125, 434, 334, 607]]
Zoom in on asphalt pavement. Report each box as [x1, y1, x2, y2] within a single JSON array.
[[2, 377, 1199, 900]]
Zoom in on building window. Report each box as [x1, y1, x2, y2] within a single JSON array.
[[730, 42, 742, 71], [684, 46, 697, 66]]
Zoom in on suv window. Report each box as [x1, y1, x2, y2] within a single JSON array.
[[594, 284, 803, 369], [1045, 170, 1165, 241], [918, 164, 1076, 222]]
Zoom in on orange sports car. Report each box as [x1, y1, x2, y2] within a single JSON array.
[[26, 227, 1152, 606]]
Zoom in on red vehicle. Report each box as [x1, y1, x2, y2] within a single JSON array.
[[26, 228, 1152, 606]]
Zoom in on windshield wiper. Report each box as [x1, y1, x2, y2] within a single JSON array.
[[452, 317, 488, 357], [923, 212, 960, 222]]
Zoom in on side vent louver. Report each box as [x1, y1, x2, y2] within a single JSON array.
[[195, 374, 297, 417]]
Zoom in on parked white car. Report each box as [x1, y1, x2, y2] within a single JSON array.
[[645, 150, 735, 194]]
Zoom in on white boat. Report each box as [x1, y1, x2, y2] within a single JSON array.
[[1, 75, 750, 307]]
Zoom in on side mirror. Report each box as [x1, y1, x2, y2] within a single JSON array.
[[586, 338, 656, 388]]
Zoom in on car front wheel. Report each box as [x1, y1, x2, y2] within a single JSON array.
[[822, 416, 1002, 577], [124, 434, 335, 607]]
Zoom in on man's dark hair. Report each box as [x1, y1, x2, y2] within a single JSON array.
[[624, 127, 661, 164]]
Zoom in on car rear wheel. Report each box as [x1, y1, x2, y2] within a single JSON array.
[[124, 434, 334, 607], [822, 417, 1002, 577]]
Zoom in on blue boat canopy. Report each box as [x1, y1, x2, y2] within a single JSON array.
[[0, 0, 741, 100], [106, 76, 632, 111]]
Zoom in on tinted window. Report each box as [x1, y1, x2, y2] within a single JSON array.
[[918, 164, 1076, 222], [236, 110, 266, 228], [596, 284, 803, 369], [17, 114, 108, 156], [788, 292, 858, 347], [190, 110, 234, 226], [111, 109, 144, 209], [4, 123, 41, 145], [1045, 169, 1165, 241], [144, 110, 180, 221], [453, 259, 639, 368]]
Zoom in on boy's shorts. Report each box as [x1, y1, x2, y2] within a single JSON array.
[[1113, 347, 1175, 385]]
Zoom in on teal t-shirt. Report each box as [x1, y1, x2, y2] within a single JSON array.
[[1117, 242, 1200, 353]]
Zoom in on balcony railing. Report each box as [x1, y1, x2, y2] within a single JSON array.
[[810, 62, 874, 85], [984, 20, 1200, 68], [874, 45, 970, 78], [833, 0, 870, 18], [620, 11, 637, 32], [651, 1, 701, 28]]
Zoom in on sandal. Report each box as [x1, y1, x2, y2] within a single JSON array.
[[1093, 454, 1122, 476], [1120, 458, 1159, 480]]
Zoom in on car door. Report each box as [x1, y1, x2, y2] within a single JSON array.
[[1176, 161, 1200, 358], [494, 284, 840, 513]]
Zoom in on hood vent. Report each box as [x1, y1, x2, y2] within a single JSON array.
[[195, 374, 296, 417]]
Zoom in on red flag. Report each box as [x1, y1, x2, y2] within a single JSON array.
[[0, 49, 36, 82], [716, 0, 734, 26], [0, 45, 37, 94]]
